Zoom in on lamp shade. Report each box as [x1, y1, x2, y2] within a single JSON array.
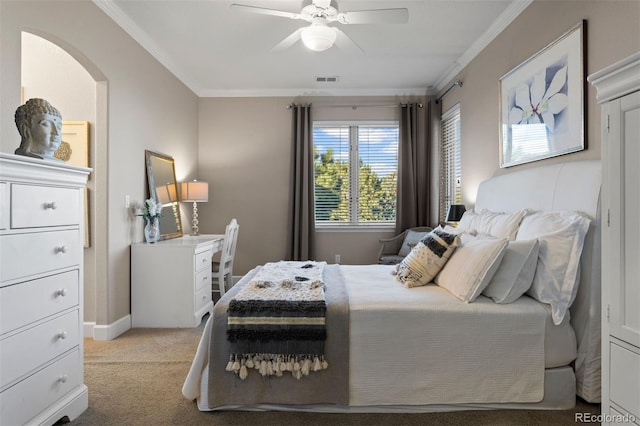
[[446, 204, 466, 222], [301, 23, 336, 52], [155, 183, 178, 204], [181, 180, 208, 202]]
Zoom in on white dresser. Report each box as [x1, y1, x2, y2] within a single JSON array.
[[0, 153, 90, 425], [131, 234, 223, 327], [589, 52, 640, 425]]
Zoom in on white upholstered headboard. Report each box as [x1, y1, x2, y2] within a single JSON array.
[[475, 160, 601, 403]]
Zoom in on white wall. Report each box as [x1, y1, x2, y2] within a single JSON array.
[[1, 1, 199, 337], [197, 96, 425, 273], [438, 0, 640, 208]]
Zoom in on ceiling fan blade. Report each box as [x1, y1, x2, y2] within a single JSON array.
[[230, 4, 302, 20], [332, 28, 364, 54], [337, 8, 409, 25], [271, 28, 304, 52]]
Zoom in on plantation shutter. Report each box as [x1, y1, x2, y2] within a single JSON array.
[[357, 125, 398, 223], [440, 105, 461, 223]]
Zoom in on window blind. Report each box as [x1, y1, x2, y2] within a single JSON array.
[[313, 123, 398, 226], [440, 105, 461, 223]]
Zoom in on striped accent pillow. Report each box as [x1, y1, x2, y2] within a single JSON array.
[[394, 228, 460, 288]]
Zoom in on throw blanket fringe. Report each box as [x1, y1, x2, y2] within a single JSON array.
[[227, 261, 328, 380], [225, 353, 329, 380]]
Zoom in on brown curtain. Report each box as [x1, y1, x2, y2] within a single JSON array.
[[286, 104, 315, 261], [395, 102, 432, 233]]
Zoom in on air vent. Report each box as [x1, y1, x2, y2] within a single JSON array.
[[316, 76, 339, 83]]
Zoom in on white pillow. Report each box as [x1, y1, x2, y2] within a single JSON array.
[[394, 228, 459, 288], [458, 209, 526, 240], [517, 211, 591, 325], [483, 239, 539, 304], [435, 236, 508, 302]]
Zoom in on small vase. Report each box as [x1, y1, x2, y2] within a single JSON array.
[[144, 217, 160, 243]]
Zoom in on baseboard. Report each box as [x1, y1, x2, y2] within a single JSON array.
[[85, 314, 131, 341]]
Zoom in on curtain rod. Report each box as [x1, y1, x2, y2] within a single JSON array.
[[286, 103, 423, 109], [435, 79, 463, 104]]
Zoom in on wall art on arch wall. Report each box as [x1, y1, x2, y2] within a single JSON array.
[[499, 20, 585, 168]]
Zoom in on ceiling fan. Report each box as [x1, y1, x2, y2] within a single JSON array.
[[230, 0, 409, 53]]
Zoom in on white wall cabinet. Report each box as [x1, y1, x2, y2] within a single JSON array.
[[590, 52, 640, 425], [0, 153, 90, 425], [131, 234, 223, 327]]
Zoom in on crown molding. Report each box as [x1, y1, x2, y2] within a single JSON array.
[[434, 0, 533, 91], [198, 87, 432, 98]]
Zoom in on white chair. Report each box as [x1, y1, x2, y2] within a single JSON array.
[[212, 218, 239, 297]]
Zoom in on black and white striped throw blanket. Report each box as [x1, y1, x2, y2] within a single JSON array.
[[226, 261, 328, 380]]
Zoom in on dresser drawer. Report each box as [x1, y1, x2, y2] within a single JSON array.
[[610, 342, 640, 419], [1, 310, 79, 389], [0, 230, 80, 282], [0, 182, 7, 230], [195, 249, 212, 272], [11, 183, 79, 228], [1, 270, 79, 335], [0, 348, 82, 426], [195, 284, 211, 312]]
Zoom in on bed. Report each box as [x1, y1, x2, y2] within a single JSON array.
[[183, 160, 601, 412]]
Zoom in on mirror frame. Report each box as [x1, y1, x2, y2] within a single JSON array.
[[144, 150, 183, 240]]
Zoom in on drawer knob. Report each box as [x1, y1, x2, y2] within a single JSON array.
[[44, 202, 58, 210], [57, 331, 68, 340], [56, 288, 68, 297], [58, 374, 68, 383], [55, 246, 68, 254]]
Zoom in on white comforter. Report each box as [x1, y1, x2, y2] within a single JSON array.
[[344, 264, 546, 405], [183, 264, 548, 407]]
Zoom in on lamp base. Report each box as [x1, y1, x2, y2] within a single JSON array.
[[190, 201, 200, 236]]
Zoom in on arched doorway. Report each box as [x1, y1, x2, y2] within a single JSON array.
[[21, 31, 108, 338]]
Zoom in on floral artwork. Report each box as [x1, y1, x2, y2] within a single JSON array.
[[499, 21, 584, 168], [508, 60, 568, 131]]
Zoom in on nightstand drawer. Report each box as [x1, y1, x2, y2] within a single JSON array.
[[1, 310, 79, 389], [11, 184, 79, 228], [0, 348, 82, 426], [1, 270, 79, 335], [0, 230, 80, 282]]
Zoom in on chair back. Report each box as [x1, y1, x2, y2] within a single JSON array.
[[220, 218, 239, 274]]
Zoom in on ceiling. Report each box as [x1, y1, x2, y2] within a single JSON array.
[[94, 0, 532, 97]]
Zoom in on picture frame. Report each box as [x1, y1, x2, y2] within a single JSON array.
[[499, 21, 585, 168], [55, 121, 90, 168]]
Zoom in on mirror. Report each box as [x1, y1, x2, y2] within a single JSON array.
[[145, 150, 183, 240]]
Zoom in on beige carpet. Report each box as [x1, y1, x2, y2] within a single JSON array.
[[71, 320, 600, 426]]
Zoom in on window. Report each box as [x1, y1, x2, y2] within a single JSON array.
[[313, 122, 399, 228], [440, 105, 461, 223]]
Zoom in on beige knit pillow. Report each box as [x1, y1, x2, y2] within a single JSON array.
[[394, 228, 460, 288]]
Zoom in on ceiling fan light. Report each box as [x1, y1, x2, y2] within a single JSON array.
[[301, 25, 336, 52]]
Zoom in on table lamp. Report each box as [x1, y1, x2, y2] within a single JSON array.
[[181, 180, 208, 235], [446, 204, 466, 224]]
